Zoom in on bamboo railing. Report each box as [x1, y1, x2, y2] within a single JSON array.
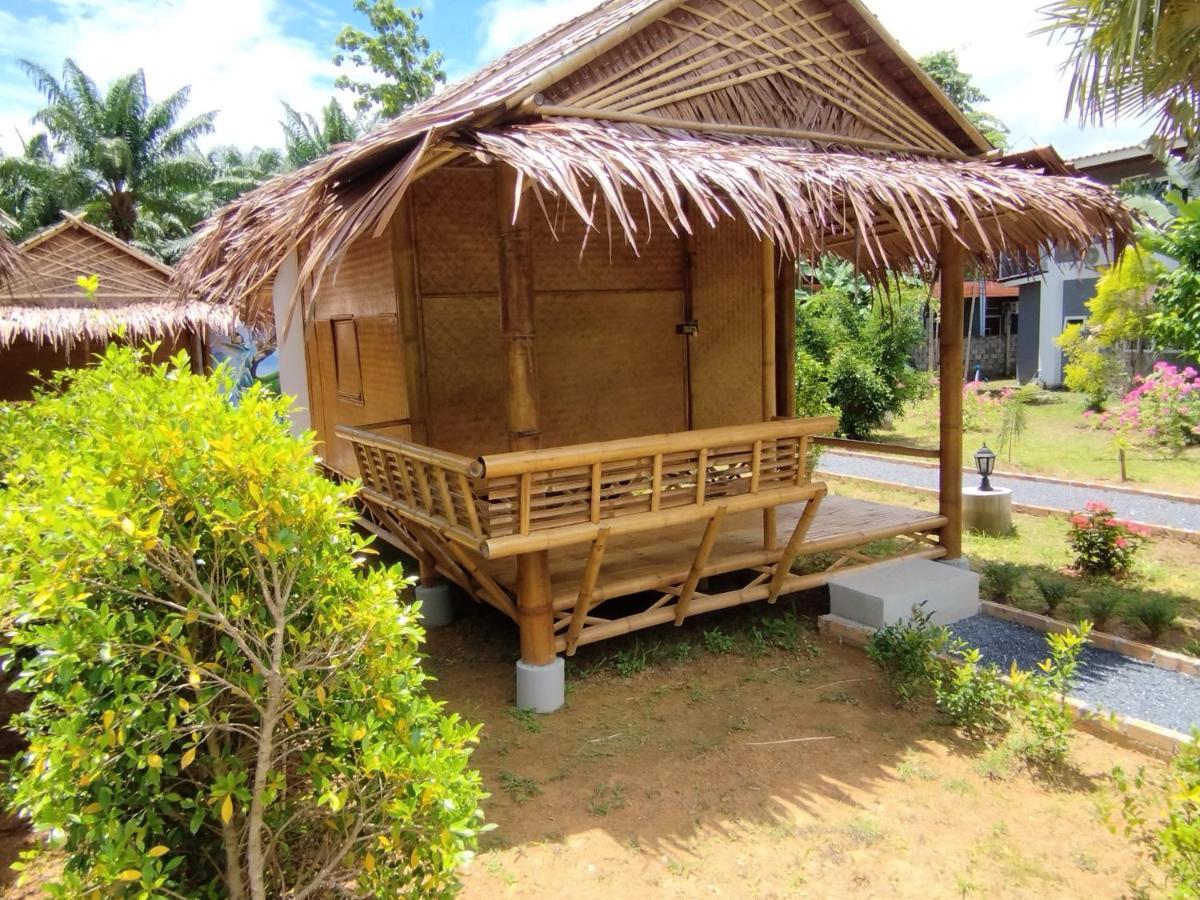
[[338, 416, 837, 559]]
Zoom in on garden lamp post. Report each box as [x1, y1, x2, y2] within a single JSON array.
[[974, 443, 996, 492]]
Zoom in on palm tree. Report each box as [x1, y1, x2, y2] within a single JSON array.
[[16, 59, 215, 245], [208, 145, 286, 205], [1041, 0, 1200, 147], [0, 132, 89, 241], [281, 99, 368, 168]]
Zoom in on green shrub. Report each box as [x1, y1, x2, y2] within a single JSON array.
[[0, 347, 485, 898], [865, 605, 953, 705], [1032, 575, 1072, 614], [1124, 595, 1179, 641], [1083, 588, 1122, 630], [1114, 729, 1200, 896], [1067, 501, 1149, 576], [933, 647, 1010, 737], [980, 561, 1023, 603], [1004, 622, 1091, 768]]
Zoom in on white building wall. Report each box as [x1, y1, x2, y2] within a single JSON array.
[[270, 253, 311, 437]]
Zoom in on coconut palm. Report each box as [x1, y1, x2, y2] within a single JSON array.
[[16, 58, 215, 246], [1041, 0, 1200, 147], [281, 99, 369, 168]]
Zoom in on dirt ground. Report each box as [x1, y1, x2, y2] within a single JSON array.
[[0, 594, 1171, 898], [428, 597, 1168, 900]]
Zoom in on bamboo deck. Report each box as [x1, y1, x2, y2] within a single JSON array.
[[481, 495, 943, 608]]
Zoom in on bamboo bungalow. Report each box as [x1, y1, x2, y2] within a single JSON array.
[[178, 0, 1130, 710], [0, 214, 236, 401]]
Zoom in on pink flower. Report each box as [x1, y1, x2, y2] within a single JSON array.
[[1116, 537, 1128, 549], [1085, 500, 1111, 513], [1070, 515, 1089, 527]]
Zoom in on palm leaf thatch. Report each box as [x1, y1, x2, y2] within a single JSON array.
[[1, 215, 237, 349], [175, 0, 1132, 315]]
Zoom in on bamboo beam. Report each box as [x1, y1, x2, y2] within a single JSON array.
[[768, 492, 824, 602], [522, 101, 967, 159], [761, 238, 777, 422], [565, 528, 610, 655], [813, 436, 941, 459], [674, 507, 726, 625], [391, 194, 430, 444], [775, 251, 797, 418], [939, 228, 965, 559]]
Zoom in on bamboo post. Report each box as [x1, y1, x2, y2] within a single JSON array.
[[939, 228, 965, 560], [774, 250, 797, 418], [761, 238, 777, 421], [497, 161, 555, 664]]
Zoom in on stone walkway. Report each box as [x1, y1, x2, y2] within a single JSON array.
[[816, 451, 1200, 532]]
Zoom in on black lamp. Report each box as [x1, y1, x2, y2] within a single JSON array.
[[974, 443, 996, 492]]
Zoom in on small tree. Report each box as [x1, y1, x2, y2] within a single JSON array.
[[0, 346, 485, 898], [333, 0, 446, 119]]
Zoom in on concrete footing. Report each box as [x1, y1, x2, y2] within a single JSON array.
[[828, 558, 980, 628], [414, 583, 455, 629], [515, 657, 565, 713], [938, 555, 973, 571], [963, 487, 1013, 536]]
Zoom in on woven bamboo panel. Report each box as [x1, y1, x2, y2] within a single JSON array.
[[412, 168, 499, 296], [536, 289, 687, 446], [421, 294, 508, 455], [312, 223, 397, 320], [531, 190, 684, 292], [312, 315, 410, 476], [0, 337, 81, 401], [689, 217, 764, 428]]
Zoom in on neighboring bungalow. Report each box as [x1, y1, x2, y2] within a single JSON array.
[[177, 0, 1129, 710], [1004, 140, 1188, 385], [0, 214, 236, 401]]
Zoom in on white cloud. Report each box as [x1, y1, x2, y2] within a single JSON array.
[[0, 0, 342, 155], [471, 0, 1153, 159], [473, 0, 597, 64]]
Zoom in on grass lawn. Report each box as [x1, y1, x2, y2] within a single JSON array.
[[419, 598, 1171, 899], [870, 384, 1200, 497], [824, 474, 1200, 653]]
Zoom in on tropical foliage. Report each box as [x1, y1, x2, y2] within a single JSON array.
[[282, 99, 368, 169], [1066, 500, 1150, 575], [794, 261, 929, 439], [0, 59, 214, 256], [918, 49, 1010, 148], [1041, 0, 1200, 147], [0, 347, 485, 898], [333, 0, 446, 118], [1093, 361, 1200, 454]]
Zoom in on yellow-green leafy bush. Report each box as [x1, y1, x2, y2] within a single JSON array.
[[0, 346, 485, 898]]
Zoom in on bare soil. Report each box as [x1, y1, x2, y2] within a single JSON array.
[[0, 596, 1169, 897], [428, 599, 1166, 900]]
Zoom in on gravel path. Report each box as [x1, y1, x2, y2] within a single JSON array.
[[816, 450, 1200, 532], [950, 614, 1200, 735]]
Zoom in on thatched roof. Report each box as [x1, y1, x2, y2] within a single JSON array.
[[176, 0, 1132, 312], [1, 214, 237, 349]]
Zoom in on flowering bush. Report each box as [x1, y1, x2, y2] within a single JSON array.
[[1096, 362, 1200, 455], [962, 380, 1003, 431], [1067, 501, 1150, 576]]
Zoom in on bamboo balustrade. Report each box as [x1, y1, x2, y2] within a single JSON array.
[[339, 416, 837, 559]]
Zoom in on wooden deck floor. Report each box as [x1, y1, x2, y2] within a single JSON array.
[[482, 494, 946, 611]]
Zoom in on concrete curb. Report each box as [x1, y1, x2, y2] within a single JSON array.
[[819, 471, 1200, 546], [820, 447, 1200, 505], [817, 613, 1193, 755], [980, 600, 1200, 677]]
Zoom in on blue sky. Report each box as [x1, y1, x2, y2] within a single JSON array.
[[0, 0, 1152, 159]]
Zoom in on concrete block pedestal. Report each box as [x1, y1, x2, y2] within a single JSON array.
[[963, 487, 1013, 536], [414, 583, 455, 629], [516, 657, 565, 713], [828, 558, 980, 628]]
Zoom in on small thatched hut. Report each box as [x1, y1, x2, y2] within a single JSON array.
[[0, 214, 236, 401], [178, 0, 1130, 709]]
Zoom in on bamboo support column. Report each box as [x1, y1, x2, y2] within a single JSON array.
[[774, 250, 797, 419], [761, 238, 777, 421], [497, 162, 555, 665], [938, 228, 964, 560]]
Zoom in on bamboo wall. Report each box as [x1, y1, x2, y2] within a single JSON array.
[[304, 164, 769, 475]]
